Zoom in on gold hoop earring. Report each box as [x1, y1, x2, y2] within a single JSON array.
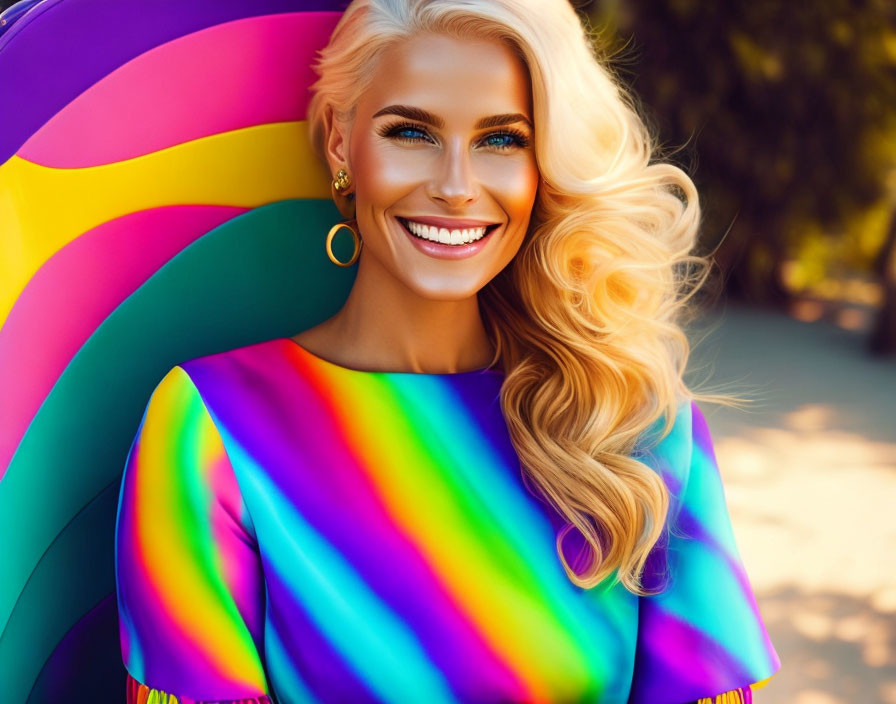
[[326, 221, 362, 267]]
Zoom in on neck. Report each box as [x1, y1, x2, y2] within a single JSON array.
[[319, 252, 495, 374]]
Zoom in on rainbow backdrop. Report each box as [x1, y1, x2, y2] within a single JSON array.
[[0, 1, 353, 699], [117, 338, 780, 703]]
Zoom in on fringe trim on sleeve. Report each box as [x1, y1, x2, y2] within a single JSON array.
[[127, 673, 273, 704], [696, 685, 752, 704], [695, 673, 779, 703]]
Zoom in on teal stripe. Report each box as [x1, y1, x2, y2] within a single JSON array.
[[687, 445, 741, 556], [264, 622, 324, 704], [117, 432, 145, 684], [217, 430, 460, 704], [0, 199, 349, 642], [390, 376, 620, 697], [653, 545, 770, 675], [661, 546, 745, 629], [653, 401, 769, 671]]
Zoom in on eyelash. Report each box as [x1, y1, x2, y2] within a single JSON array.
[[377, 121, 532, 150]]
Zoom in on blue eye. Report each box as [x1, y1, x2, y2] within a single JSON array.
[[377, 121, 531, 150], [395, 126, 428, 141], [485, 133, 521, 149], [379, 123, 433, 144]]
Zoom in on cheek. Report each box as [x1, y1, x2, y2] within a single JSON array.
[[485, 160, 540, 218], [352, 137, 422, 203], [509, 173, 540, 215]]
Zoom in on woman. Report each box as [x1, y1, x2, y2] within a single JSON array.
[[115, 0, 780, 702]]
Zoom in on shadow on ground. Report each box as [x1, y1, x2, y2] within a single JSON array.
[[685, 302, 896, 704]]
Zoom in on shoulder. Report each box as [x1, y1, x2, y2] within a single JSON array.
[[634, 399, 697, 477], [148, 336, 312, 449], [124, 348, 261, 531], [177, 337, 285, 382], [138, 337, 289, 434], [160, 336, 289, 403]]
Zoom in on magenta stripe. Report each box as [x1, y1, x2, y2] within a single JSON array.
[[262, 565, 380, 701], [631, 610, 751, 701], [0, 206, 246, 476], [18, 13, 342, 167], [183, 345, 526, 698]]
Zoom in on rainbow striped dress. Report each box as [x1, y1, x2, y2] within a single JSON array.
[[115, 337, 780, 704]]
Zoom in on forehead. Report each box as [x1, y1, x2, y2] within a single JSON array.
[[361, 33, 532, 116]]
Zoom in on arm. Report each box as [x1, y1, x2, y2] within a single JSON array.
[[628, 400, 780, 703], [115, 366, 270, 703]]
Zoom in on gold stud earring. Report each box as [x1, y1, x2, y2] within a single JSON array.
[[333, 168, 352, 193]]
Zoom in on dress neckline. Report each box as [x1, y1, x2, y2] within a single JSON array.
[[282, 337, 502, 378]]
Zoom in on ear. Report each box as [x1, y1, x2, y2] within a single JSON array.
[[323, 104, 351, 179], [322, 104, 356, 219]]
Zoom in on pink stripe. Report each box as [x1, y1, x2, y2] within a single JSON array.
[[208, 450, 266, 641], [0, 206, 247, 478], [19, 12, 342, 167], [121, 441, 199, 674], [186, 344, 528, 698]]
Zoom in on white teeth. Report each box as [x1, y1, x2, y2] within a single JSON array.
[[403, 218, 490, 245]]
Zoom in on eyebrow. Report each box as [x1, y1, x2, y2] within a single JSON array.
[[371, 104, 533, 130]]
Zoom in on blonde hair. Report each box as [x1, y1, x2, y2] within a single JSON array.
[[306, 0, 734, 594]]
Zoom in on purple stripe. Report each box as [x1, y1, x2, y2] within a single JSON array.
[[0, 0, 350, 162], [675, 507, 752, 595], [182, 342, 524, 699], [263, 566, 378, 702], [690, 400, 717, 461], [629, 608, 752, 702]]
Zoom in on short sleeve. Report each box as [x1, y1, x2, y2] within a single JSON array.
[[628, 400, 781, 704], [115, 366, 271, 704]]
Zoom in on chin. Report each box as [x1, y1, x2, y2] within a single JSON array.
[[398, 274, 489, 302]]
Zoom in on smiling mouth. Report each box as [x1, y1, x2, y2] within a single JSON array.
[[396, 217, 500, 246]]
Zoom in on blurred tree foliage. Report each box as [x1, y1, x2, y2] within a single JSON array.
[[585, 0, 896, 350], [4, 0, 896, 348]]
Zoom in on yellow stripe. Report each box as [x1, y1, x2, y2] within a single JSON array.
[[0, 120, 329, 325], [317, 365, 595, 703], [136, 368, 266, 690], [750, 673, 776, 690]]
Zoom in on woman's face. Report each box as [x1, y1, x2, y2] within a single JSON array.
[[326, 32, 540, 300]]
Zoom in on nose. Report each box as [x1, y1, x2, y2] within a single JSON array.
[[426, 137, 480, 208]]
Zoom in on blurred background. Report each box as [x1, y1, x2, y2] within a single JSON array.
[[2, 0, 894, 701], [576, 1, 896, 702]]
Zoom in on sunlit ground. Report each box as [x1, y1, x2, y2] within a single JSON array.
[[685, 301, 896, 704]]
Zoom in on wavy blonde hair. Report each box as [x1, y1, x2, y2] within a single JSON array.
[[306, 0, 735, 594]]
